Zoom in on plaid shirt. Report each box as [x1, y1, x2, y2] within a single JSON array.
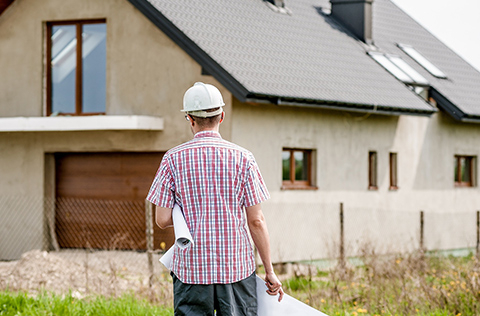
[[147, 131, 270, 284]]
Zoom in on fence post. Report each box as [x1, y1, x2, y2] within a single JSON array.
[[477, 210, 479, 257], [420, 210, 424, 252], [145, 200, 154, 288], [339, 202, 345, 269]]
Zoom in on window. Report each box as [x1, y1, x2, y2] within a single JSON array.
[[46, 19, 106, 116], [368, 51, 429, 86], [397, 44, 447, 79], [282, 148, 314, 189], [454, 155, 477, 187], [389, 152, 398, 190], [368, 151, 377, 190]]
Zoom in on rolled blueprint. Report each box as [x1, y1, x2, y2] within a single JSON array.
[[255, 276, 328, 316], [159, 204, 193, 270]]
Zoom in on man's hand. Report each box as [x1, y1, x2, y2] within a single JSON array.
[[265, 271, 284, 302]]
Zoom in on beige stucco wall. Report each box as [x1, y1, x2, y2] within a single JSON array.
[[0, 0, 232, 259], [231, 101, 480, 262]]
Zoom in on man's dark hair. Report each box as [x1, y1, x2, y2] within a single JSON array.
[[190, 107, 222, 128]]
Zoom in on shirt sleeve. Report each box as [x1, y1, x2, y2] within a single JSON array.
[[146, 155, 176, 208], [243, 155, 270, 207]]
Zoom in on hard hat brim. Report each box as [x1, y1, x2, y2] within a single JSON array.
[[183, 107, 224, 118]]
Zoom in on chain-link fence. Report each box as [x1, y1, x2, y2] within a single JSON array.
[[1, 195, 479, 297]]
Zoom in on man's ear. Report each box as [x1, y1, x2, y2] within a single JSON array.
[[188, 115, 195, 127], [220, 111, 225, 123]]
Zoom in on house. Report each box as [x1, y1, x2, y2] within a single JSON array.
[[1, 0, 479, 262]]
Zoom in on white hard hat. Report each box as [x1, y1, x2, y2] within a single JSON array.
[[182, 82, 225, 118]]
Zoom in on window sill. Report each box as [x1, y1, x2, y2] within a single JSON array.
[[454, 183, 475, 188], [0, 115, 164, 132], [389, 186, 399, 191], [368, 186, 378, 191], [281, 184, 318, 191]]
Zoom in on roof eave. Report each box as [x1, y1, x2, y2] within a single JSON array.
[[429, 87, 480, 123], [245, 94, 437, 117], [127, 0, 250, 101]]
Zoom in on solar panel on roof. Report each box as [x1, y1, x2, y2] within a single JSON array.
[[368, 51, 429, 86], [397, 44, 447, 79]]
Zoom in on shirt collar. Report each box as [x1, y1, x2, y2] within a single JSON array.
[[194, 130, 222, 139]]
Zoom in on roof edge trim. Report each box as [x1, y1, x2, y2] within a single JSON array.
[[429, 87, 470, 122], [127, 0, 250, 100], [245, 94, 436, 117]]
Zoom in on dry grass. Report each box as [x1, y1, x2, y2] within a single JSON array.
[[283, 249, 480, 316]]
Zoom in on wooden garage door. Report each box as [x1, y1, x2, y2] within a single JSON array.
[[55, 152, 174, 250]]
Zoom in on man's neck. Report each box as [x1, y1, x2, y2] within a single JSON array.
[[192, 126, 220, 135]]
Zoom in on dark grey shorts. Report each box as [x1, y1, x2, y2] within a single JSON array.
[[171, 272, 258, 316]]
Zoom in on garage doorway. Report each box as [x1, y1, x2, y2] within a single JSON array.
[[54, 152, 173, 251]]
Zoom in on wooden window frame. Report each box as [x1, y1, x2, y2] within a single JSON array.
[[454, 155, 477, 187], [281, 148, 316, 190], [368, 151, 378, 190], [389, 152, 398, 190], [46, 19, 106, 116]]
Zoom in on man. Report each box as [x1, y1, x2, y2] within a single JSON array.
[[147, 82, 284, 315]]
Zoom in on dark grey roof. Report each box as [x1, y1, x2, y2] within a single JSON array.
[[128, 0, 453, 116], [374, 0, 480, 121]]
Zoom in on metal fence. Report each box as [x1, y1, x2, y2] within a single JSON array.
[[0, 195, 479, 297]]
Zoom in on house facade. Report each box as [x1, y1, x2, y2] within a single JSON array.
[[1, 0, 479, 262]]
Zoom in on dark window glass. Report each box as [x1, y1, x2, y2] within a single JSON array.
[[282, 148, 313, 189], [455, 156, 476, 187], [369, 151, 377, 189]]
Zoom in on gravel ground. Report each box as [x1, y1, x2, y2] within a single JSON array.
[[0, 249, 173, 303]]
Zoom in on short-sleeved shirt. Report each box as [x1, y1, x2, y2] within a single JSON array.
[[147, 131, 270, 284]]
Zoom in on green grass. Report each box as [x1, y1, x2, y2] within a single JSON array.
[[0, 291, 173, 316]]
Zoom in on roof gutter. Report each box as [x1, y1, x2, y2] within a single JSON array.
[[245, 94, 436, 117], [127, 0, 250, 101]]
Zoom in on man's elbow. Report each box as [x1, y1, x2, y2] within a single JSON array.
[[248, 215, 266, 230], [156, 218, 170, 229], [155, 206, 173, 229]]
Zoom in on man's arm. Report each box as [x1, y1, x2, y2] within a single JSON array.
[[246, 203, 284, 302], [156, 206, 173, 229]]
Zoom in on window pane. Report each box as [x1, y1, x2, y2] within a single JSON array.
[[82, 23, 106, 113], [369, 151, 377, 187], [390, 153, 397, 187], [368, 52, 414, 84], [454, 157, 459, 182], [294, 151, 308, 181], [282, 151, 291, 181], [461, 157, 471, 183], [51, 25, 77, 114]]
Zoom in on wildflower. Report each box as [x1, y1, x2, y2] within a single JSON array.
[[321, 299, 325, 303], [357, 308, 367, 313], [305, 299, 310, 304]]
